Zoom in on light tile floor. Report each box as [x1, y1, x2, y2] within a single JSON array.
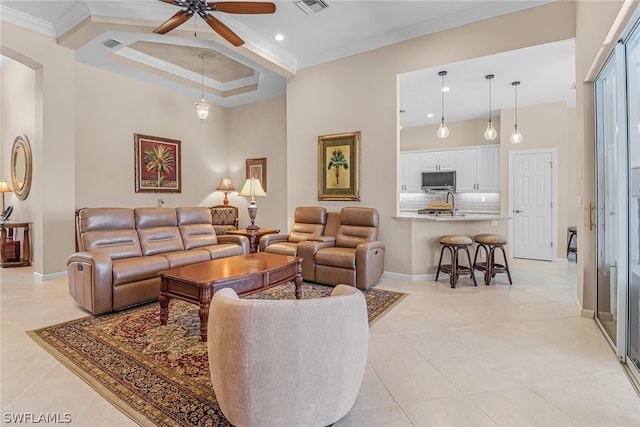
[[2, 259, 640, 426]]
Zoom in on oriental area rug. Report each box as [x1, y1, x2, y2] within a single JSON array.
[[28, 283, 406, 427]]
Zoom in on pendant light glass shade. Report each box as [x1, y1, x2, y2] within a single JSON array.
[[196, 54, 209, 122], [510, 81, 523, 144], [437, 70, 449, 139], [484, 122, 497, 140], [483, 74, 497, 141]]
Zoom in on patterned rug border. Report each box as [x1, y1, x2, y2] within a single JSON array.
[[27, 283, 407, 426], [26, 329, 155, 426]]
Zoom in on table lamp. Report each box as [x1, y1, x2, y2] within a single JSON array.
[[238, 177, 267, 230], [0, 180, 12, 216], [216, 178, 235, 205]]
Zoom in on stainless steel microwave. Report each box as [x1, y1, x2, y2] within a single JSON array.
[[421, 171, 456, 191]]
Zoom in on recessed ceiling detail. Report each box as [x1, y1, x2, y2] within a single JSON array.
[[129, 42, 254, 83]]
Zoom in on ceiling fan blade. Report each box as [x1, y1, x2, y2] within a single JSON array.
[[202, 13, 244, 46], [153, 10, 192, 34], [207, 2, 276, 14]]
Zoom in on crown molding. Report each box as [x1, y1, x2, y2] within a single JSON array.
[[0, 5, 57, 37]]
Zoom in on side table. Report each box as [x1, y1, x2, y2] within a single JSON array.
[[1, 221, 31, 267], [227, 228, 280, 253]]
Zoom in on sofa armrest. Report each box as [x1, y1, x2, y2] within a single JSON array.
[[306, 236, 337, 244], [66, 251, 114, 315], [298, 239, 337, 282], [259, 233, 289, 252], [355, 241, 386, 290], [217, 234, 250, 254]]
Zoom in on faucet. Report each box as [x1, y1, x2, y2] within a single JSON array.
[[446, 191, 456, 215]]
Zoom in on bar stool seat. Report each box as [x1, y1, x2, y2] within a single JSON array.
[[435, 235, 477, 288], [473, 233, 512, 286], [567, 226, 577, 257]]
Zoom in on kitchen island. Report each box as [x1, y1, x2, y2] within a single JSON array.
[[392, 211, 512, 280]]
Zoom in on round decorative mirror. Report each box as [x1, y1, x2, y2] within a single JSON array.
[[11, 135, 32, 200]]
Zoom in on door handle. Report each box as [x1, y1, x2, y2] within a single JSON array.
[[513, 209, 524, 213]]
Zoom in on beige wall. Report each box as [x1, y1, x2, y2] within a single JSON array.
[[400, 117, 501, 151], [226, 96, 288, 232], [1, 21, 76, 275], [75, 63, 227, 209], [286, 2, 577, 275]]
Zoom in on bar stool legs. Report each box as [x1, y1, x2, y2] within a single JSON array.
[[473, 234, 513, 286], [436, 235, 477, 288], [567, 226, 577, 258]]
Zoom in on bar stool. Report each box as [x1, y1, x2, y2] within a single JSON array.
[[435, 235, 477, 288], [473, 234, 513, 286], [567, 226, 577, 257]]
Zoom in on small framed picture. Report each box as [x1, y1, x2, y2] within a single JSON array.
[[134, 133, 181, 193], [246, 157, 267, 192]]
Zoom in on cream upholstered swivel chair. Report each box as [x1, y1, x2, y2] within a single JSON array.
[[258, 206, 327, 255], [207, 285, 369, 427]]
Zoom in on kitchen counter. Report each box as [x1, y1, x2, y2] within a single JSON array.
[[395, 212, 512, 222]]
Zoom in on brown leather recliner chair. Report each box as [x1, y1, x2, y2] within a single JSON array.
[[259, 206, 327, 256], [299, 207, 385, 290]]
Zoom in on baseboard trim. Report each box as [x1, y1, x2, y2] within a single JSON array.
[[383, 271, 435, 281], [580, 308, 595, 319], [35, 271, 67, 281], [554, 257, 569, 264]]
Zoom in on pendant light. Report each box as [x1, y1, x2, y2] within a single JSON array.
[[437, 70, 450, 138], [483, 74, 497, 140], [510, 81, 523, 144], [195, 54, 210, 122]]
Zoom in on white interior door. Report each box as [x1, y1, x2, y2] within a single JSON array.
[[512, 151, 554, 260]]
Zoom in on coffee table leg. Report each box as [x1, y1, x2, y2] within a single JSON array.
[[295, 258, 303, 299], [198, 287, 212, 342], [159, 278, 169, 325]]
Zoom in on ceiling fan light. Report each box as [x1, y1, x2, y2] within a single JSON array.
[[196, 98, 210, 121]]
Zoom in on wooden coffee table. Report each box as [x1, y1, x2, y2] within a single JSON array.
[[158, 252, 302, 342]]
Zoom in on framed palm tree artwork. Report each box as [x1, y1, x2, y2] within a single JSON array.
[[317, 131, 361, 201], [134, 133, 181, 193]]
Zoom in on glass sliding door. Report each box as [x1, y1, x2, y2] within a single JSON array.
[[595, 57, 619, 344], [626, 21, 640, 381], [594, 9, 640, 383]]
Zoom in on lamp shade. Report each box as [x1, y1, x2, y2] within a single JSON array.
[[0, 180, 12, 193], [216, 178, 235, 191], [238, 178, 267, 198]]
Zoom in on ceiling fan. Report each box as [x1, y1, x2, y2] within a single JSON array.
[[154, 0, 276, 47]]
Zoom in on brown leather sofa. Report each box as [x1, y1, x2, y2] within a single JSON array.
[[258, 206, 327, 255], [67, 207, 249, 315], [298, 207, 385, 290]]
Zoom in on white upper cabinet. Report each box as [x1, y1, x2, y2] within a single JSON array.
[[422, 151, 456, 171], [455, 146, 499, 192], [400, 145, 499, 194], [455, 149, 478, 192], [400, 152, 422, 192], [476, 146, 500, 191]]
